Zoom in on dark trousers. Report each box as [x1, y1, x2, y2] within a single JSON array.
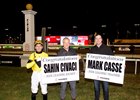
[[60, 81, 76, 99], [94, 80, 109, 100]]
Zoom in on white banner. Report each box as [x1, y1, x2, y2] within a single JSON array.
[[41, 56, 79, 84], [85, 53, 126, 84]]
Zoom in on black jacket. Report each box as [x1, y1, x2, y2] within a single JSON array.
[[90, 44, 113, 55], [57, 47, 77, 56]]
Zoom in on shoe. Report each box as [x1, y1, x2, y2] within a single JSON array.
[[43, 94, 47, 100], [32, 93, 37, 100]]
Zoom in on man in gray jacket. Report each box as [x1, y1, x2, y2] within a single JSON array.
[[57, 37, 77, 100]]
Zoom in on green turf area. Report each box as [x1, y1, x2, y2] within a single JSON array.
[[0, 67, 140, 100]]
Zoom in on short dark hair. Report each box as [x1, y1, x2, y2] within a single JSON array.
[[94, 33, 105, 43], [94, 33, 103, 38], [63, 37, 70, 42]]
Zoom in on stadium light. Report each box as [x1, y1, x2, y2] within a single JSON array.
[[101, 25, 107, 28], [4, 28, 9, 31], [134, 24, 140, 26], [72, 26, 77, 29], [47, 27, 52, 29]]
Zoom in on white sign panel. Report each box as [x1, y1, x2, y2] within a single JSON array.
[[85, 53, 126, 84], [41, 56, 79, 84]]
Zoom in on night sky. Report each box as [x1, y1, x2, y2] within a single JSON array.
[[0, 0, 140, 42]]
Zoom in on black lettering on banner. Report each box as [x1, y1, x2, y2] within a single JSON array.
[[44, 63, 59, 73], [104, 62, 122, 73], [107, 62, 112, 71], [61, 62, 77, 72], [111, 62, 115, 72], [88, 60, 95, 69], [60, 63, 64, 72], [44, 64, 47, 73], [104, 62, 107, 71], [88, 60, 103, 70], [114, 62, 119, 72], [118, 63, 122, 73]]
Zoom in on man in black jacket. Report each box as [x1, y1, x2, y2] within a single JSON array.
[[90, 34, 113, 100], [58, 37, 77, 100]]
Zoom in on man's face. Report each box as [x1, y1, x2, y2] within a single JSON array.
[[95, 35, 103, 45], [35, 44, 43, 52], [63, 38, 70, 49]]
